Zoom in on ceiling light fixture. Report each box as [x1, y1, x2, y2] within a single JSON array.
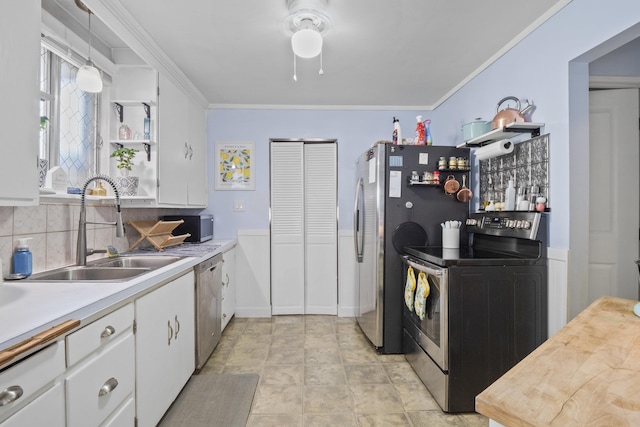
[[285, 0, 332, 81], [75, 0, 103, 93]]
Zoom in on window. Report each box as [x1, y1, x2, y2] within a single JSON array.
[[40, 45, 99, 188]]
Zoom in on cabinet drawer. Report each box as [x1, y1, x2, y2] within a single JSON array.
[[102, 397, 134, 427], [66, 333, 134, 427], [0, 382, 64, 427], [0, 341, 65, 420], [66, 304, 134, 367]]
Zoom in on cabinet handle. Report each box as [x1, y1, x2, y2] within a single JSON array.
[[168, 320, 173, 345], [174, 315, 180, 339], [224, 273, 230, 287], [188, 144, 194, 160], [0, 386, 23, 406], [100, 325, 116, 338], [98, 378, 119, 397], [184, 142, 189, 159], [223, 313, 227, 319]]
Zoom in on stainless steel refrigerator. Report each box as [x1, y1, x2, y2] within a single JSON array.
[[354, 144, 470, 354]]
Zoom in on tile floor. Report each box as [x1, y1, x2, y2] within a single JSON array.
[[201, 315, 489, 427]]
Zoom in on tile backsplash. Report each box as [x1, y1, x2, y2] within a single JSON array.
[[0, 204, 196, 277], [478, 133, 550, 209]]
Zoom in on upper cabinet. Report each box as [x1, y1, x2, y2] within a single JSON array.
[[0, 0, 40, 206], [156, 74, 207, 207]]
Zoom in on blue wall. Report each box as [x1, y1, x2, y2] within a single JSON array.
[[206, 109, 438, 238], [206, 0, 640, 248]]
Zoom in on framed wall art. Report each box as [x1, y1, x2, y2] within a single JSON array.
[[214, 141, 255, 190]]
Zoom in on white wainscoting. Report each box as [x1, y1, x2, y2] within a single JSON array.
[[338, 230, 358, 317], [235, 229, 358, 318], [235, 230, 271, 317], [547, 247, 569, 337]]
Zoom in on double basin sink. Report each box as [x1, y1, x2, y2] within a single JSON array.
[[26, 256, 183, 282]]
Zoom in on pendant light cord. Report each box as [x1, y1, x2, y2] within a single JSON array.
[[87, 11, 93, 62]]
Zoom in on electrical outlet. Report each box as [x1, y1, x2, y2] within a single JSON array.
[[233, 200, 245, 212]]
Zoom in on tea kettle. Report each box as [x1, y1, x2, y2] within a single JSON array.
[[491, 96, 534, 130]]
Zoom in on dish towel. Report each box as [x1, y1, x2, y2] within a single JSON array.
[[414, 271, 431, 320], [404, 266, 416, 310]]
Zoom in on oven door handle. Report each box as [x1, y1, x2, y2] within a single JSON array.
[[403, 256, 446, 278]]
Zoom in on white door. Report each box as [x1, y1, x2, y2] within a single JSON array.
[[270, 142, 306, 314], [270, 141, 338, 315], [588, 88, 640, 302]]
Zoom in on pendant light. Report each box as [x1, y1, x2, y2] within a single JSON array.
[[75, 1, 103, 93]]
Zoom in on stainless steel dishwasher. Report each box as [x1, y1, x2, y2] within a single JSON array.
[[194, 253, 223, 370]]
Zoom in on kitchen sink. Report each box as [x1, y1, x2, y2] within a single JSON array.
[[92, 256, 183, 269], [26, 255, 184, 282], [27, 267, 151, 282]]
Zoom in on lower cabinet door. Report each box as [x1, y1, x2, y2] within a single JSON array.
[[1, 383, 64, 427], [135, 272, 195, 427], [65, 333, 135, 427]]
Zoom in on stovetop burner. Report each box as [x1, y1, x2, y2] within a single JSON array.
[[403, 245, 541, 267], [403, 211, 547, 267]]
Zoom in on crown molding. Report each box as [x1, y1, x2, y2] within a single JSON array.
[[81, 0, 208, 107]]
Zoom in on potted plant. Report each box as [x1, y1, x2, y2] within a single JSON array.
[[111, 147, 140, 196]]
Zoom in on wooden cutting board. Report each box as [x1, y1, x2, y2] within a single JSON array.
[[475, 296, 640, 426], [0, 319, 80, 366]]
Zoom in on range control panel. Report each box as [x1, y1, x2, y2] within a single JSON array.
[[466, 211, 543, 241]]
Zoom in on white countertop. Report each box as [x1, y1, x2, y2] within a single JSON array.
[[0, 239, 236, 356]]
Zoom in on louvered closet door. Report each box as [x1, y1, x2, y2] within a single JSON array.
[[270, 141, 337, 315], [304, 143, 337, 314], [270, 142, 305, 314]]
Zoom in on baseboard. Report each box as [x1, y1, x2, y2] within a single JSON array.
[[235, 307, 272, 318]]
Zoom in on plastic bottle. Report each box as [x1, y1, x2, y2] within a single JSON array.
[[424, 119, 433, 146], [392, 117, 401, 145], [13, 237, 33, 276], [505, 180, 516, 211], [415, 115, 426, 145]]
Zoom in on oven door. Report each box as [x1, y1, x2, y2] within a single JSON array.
[[402, 256, 448, 371]]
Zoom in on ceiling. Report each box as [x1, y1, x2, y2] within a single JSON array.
[[46, 0, 571, 109]]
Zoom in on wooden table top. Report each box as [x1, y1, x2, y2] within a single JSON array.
[[475, 296, 640, 427]]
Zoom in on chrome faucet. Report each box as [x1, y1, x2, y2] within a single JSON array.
[[76, 175, 125, 266]]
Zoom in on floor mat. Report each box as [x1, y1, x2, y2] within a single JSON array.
[[159, 373, 259, 427]]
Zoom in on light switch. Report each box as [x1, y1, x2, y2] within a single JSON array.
[[233, 200, 245, 212]]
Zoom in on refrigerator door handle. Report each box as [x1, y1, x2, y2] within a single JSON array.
[[354, 177, 364, 262]]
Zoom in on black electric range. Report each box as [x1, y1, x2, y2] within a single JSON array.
[[404, 211, 547, 267]]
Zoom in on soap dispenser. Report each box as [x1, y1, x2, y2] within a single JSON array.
[[13, 237, 33, 276]]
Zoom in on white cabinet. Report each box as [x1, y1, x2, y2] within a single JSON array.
[[0, 342, 65, 425], [135, 272, 195, 427], [1, 383, 64, 427], [186, 97, 208, 206], [221, 246, 237, 331], [157, 75, 207, 207], [64, 303, 135, 427], [0, 0, 40, 205]]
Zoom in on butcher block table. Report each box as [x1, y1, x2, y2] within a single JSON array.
[[475, 296, 640, 427]]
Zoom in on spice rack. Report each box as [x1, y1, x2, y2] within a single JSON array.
[[127, 220, 190, 251]]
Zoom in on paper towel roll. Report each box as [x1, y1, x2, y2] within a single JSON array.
[[475, 139, 514, 161]]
